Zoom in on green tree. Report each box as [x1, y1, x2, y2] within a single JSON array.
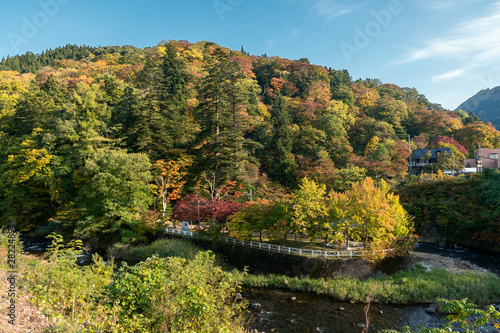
[[0, 136, 59, 230], [326, 191, 354, 249], [269, 94, 297, 187], [266, 197, 295, 245], [131, 43, 193, 159], [75, 149, 153, 245], [229, 199, 274, 242], [194, 47, 257, 183], [331, 166, 367, 193], [11, 75, 69, 137]]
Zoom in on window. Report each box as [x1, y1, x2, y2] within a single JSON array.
[[490, 153, 498, 159]]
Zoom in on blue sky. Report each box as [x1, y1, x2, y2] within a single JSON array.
[[1, 0, 500, 110]]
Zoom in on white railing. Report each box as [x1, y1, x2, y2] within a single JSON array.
[[165, 228, 394, 259]]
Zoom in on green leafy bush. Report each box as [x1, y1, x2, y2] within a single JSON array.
[[8, 234, 247, 332], [108, 252, 247, 332], [386, 298, 500, 332], [21, 233, 118, 332]]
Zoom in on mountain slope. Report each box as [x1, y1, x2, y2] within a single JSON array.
[[457, 86, 500, 129]]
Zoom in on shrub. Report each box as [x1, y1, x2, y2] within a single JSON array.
[[107, 252, 247, 332]]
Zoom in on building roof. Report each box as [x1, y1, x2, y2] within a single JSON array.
[[463, 159, 477, 167], [476, 148, 500, 159], [411, 148, 452, 160]]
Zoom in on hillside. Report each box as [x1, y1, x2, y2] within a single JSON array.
[[456, 86, 500, 130], [1, 40, 499, 247]]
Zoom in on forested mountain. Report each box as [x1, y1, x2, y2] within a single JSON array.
[[0, 44, 143, 73], [456, 86, 500, 130], [1, 40, 499, 247]]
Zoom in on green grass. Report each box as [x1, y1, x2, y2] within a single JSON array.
[[107, 238, 203, 261], [241, 264, 500, 305]]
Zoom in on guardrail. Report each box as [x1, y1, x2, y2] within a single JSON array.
[[165, 227, 394, 259]]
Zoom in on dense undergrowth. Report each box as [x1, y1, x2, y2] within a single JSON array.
[[398, 170, 500, 252], [1, 232, 247, 332]]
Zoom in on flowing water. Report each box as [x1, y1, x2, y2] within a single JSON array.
[[21, 236, 95, 265], [414, 242, 500, 275], [244, 242, 500, 333], [244, 287, 443, 333]]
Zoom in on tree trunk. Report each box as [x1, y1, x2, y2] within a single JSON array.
[[162, 190, 167, 217]]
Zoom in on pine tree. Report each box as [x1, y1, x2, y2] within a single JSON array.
[[269, 94, 297, 187], [130, 43, 192, 160], [194, 47, 258, 183]]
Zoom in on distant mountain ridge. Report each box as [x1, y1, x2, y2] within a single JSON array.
[[457, 86, 500, 130]]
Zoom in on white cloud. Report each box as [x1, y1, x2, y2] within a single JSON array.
[[432, 69, 466, 82], [392, 1, 500, 66], [309, 0, 364, 20], [290, 28, 300, 38]]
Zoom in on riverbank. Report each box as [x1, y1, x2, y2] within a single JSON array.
[[409, 251, 490, 274], [242, 262, 500, 305]]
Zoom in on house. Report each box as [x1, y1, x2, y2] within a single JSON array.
[[408, 148, 452, 170], [463, 148, 500, 173]]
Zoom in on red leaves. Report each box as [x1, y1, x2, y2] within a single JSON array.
[[173, 194, 243, 224], [429, 135, 468, 155]]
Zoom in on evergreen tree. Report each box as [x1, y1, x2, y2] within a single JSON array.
[[130, 43, 192, 160], [194, 47, 258, 183], [269, 94, 297, 187]]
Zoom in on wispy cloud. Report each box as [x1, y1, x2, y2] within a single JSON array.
[[391, 1, 500, 66], [265, 38, 279, 46], [432, 69, 466, 82], [309, 0, 364, 20], [415, 0, 466, 11]]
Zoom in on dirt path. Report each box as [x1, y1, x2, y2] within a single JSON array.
[[0, 269, 51, 333]]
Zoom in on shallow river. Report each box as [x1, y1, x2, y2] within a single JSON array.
[[244, 242, 500, 333], [244, 287, 443, 333]]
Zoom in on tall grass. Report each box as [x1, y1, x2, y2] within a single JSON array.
[[107, 238, 202, 261], [242, 264, 500, 305]]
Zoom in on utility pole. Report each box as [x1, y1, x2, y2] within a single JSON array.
[[408, 134, 412, 176], [452, 152, 455, 175]]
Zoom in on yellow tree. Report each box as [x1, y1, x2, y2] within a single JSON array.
[[2, 137, 59, 231], [326, 191, 353, 250], [364, 136, 380, 157], [153, 158, 190, 217], [346, 178, 412, 253], [292, 177, 329, 249]]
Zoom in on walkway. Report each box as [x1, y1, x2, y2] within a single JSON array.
[[165, 227, 394, 259]]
